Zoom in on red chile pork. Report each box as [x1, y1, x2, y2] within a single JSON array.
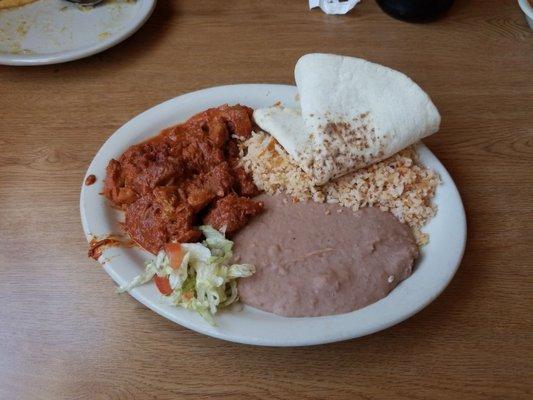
[[103, 105, 263, 254]]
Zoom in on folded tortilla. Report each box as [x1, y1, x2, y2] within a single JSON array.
[[254, 53, 441, 185]]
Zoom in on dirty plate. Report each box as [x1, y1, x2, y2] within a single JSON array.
[[0, 0, 156, 66], [80, 84, 467, 347]]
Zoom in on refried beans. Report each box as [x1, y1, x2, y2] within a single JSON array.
[[236, 195, 419, 317]]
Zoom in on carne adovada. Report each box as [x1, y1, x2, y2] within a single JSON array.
[[103, 104, 264, 254]]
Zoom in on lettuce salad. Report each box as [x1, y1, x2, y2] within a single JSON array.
[[117, 225, 255, 324]]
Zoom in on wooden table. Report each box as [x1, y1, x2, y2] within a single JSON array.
[[1, 1, 531, 399]]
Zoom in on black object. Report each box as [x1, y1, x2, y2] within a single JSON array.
[[376, 0, 455, 22]]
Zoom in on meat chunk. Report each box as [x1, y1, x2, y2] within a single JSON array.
[[186, 104, 254, 140], [103, 159, 138, 206], [202, 119, 230, 148], [185, 186, 215, 213], [171, 131, 225, 174], [124, 195, 170, 254], [225, 138, 241, 160], [203, 162, 235, 197], [120, 141, 182, 194], [185, 162, 235, 211], [225, 138, 261, 197], [218, 104, 254, 139], [124, 194, 200, 254], [203, 194, 264, 234], [171, 204, 203, 243], [152, 186, 180, 215], [231, 165, 261, 197]]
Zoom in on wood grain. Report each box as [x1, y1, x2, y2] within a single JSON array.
[[0, 1, 532, 399]]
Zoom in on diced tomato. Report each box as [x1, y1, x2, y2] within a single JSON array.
[[164, 242, 185, 269], [154, 275, 172, 296]]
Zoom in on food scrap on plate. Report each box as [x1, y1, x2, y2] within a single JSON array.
[[0, 0, 37, 10]]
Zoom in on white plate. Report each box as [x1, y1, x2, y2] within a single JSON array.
[[0, 0, 156, 66], [80, 84, 467, 347]]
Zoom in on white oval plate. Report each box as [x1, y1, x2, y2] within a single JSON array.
[[80, 84, 467, 347], [0, 0, 155, 66]]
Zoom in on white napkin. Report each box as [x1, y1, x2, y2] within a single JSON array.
[[309, 0, 361, 15]]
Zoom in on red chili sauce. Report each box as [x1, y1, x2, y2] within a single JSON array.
[[102, 105, 263, 254]]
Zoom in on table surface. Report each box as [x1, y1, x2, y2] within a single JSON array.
[[1, 1, 532, 399]]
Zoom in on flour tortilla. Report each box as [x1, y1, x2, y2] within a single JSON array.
[[253, 106, 308, 160], [253, 54, 440, 185], [0, 0, 37, 9]]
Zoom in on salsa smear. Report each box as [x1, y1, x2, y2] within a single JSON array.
[[103, 105, 263, 253]]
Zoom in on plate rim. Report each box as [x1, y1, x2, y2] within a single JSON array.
[[80, 83, 467, 347], [0, 0, 157, 66]]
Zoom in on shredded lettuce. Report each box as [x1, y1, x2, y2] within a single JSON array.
[[200, 225, 233, 264], [168, 252, 190, 290], [116, 226, 255, 324]]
